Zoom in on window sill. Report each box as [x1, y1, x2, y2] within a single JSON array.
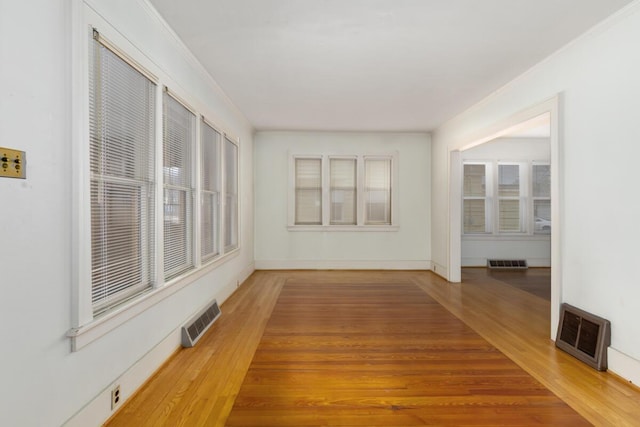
[[287, 225, 399, 232], [462, 234, 550, 241], [67, 249, 239, 351]]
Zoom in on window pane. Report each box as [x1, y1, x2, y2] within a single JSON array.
[[498, 164, 520, 197], [364, 158, 391, 225], [224, 138, 238, 251], [534, 199, 551, 234], [463, 164, 486, 197], [463, 199, 486, 233], [330, 158, 356, 225], [295, 158, 322, 225], [533, 164, 551, 198], [499, 199, 521, 232], [201, 121, 220, 260], [89, 36, 156, 314], [163, 93, 195, 280]]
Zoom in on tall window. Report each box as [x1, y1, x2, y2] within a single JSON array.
[[364, 158, 392, 225], [498, 164, 522, 232], [89, 33, 156, 314], [163, 92, 195, 280], [200, 120, 221, 261], [532, 164, 551, 234], [330, 158, 356, 225], [224, 137, 238, 252], [294, 158, 322, 225], [463, 164, 488, 233]]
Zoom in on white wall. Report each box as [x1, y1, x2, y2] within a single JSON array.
[[254, 131, 431, 269], [0, 1, 254, 426], [432, 1, 640, 383], [461, 137, 551, 266]]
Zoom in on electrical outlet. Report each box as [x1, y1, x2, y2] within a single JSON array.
[[111, 385, 121, 410]]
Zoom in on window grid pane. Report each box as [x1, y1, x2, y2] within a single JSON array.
[[498, 164, 521, 232], [201, 121, 221, 261], [463, 164, 487, 233], [499, 199, 521, 232], [89, 36, 156, 314], [295, 158, 322, 225], [463, 199, 486, 233], [330, 158, 357, 225], [163, 92, 195, 280], [364, 158, 392, 225], [224, 138, 238, 251]]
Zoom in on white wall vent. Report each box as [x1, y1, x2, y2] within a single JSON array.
[[487, 259, 528, 269], [555, 303, 611, 371], [181, 299, 221, 348]]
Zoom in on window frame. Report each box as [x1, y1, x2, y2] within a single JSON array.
[[70, 14, 242, 351], [288, 153, 399, 231]]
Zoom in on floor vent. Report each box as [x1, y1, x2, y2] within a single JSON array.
[[555, 303, 610, 371], [181, 299, 221, 348], [487, 259, 528, 269]]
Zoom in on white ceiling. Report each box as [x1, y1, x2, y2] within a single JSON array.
[[149, 0, 632, 132]]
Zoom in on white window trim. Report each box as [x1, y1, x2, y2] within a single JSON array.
[[288, 152, 399, 231], [69, 7, 241, 351]]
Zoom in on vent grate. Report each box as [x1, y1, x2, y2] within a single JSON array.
[[487, 259, 528, 269], [555, 303, 610, 371], [181, 299, 221, 348]]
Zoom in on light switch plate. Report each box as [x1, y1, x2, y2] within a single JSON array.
[[0, 147, 26, 179]]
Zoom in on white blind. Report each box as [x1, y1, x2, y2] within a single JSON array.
[[89, 34, 156, 314], [201, 120, 221, 261], [330, 158, 357, 225], [224, 137, 238, 252], [364, 158, 391, 225], [163, 92, 195, 280], [463, 164, 487, 233], [533, 164, 551, 234], [498, 164, 521, 232], [295, 158, 322, 225]]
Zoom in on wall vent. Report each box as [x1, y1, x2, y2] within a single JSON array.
[[487, 259, 528, 269], [555, 303, 610, 371], [181, 299, 221, 348]]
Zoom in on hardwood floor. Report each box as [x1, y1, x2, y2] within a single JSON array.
[[106, 270, 640, 426]]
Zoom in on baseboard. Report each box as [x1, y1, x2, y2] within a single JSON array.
[[431, 261, 448, 280], [461, 257, 551, 267], [254, 259, 431, 270], [63, 260, 256, 427], [608, 347, 640, 387]]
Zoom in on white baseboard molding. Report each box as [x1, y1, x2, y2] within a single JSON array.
[[255, 259, 431, 270], [608, 347, 640, 387], [431, 261, 448, 280], [461, 257, 551, 267], [63, 261, 256, 427]]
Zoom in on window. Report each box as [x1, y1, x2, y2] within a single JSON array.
[[200, 120, 221, 261], [291, 154, 396, 229], [223, 137, 239, 252], [330, 158, 356, 225], [463, 164, 488, 233], [463, 161, 549, 236], [89, 31, 157, 314], [295, 158, 322, 225], [532, 164, 551, 234], [163, 91, 195, 281], [364, 158, 392, 225]]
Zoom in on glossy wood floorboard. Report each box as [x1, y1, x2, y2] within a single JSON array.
[[106, 271, 640, 426]]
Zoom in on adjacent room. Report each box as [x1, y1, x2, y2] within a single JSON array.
[[2, 0, 640, 426]]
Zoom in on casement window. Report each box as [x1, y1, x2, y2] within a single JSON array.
[[89, 31, 157, 314], [162, 91, 196, 281], [223, 137, 239, 251], [290, 154, 397, 229], [200, 120, 221, 261], [463, 161, 549, 236], [532, 164, 551, 234]]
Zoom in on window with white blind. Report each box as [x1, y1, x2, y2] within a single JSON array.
[[291, 154, 396, 229], [162, 91, 195, 280], [89, 32, 157, 314], [498, 164, 522, 233], [200, 120, 221, 261], [330, 158, 357, 225], [295, 158, 322, 225], [223, 137, 239, 252], [463, 164, 489, 234], [364, 157, 392, 225], [532, 164, 551, 234]]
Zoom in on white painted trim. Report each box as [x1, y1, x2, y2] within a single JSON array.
[[462, 234, 551, 242], [462, 258, 551, 268], [431, 261, 448, 279], [287, 225, 400, 232], [608, 347, 640, 387], [255, 260, 431, 270]]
